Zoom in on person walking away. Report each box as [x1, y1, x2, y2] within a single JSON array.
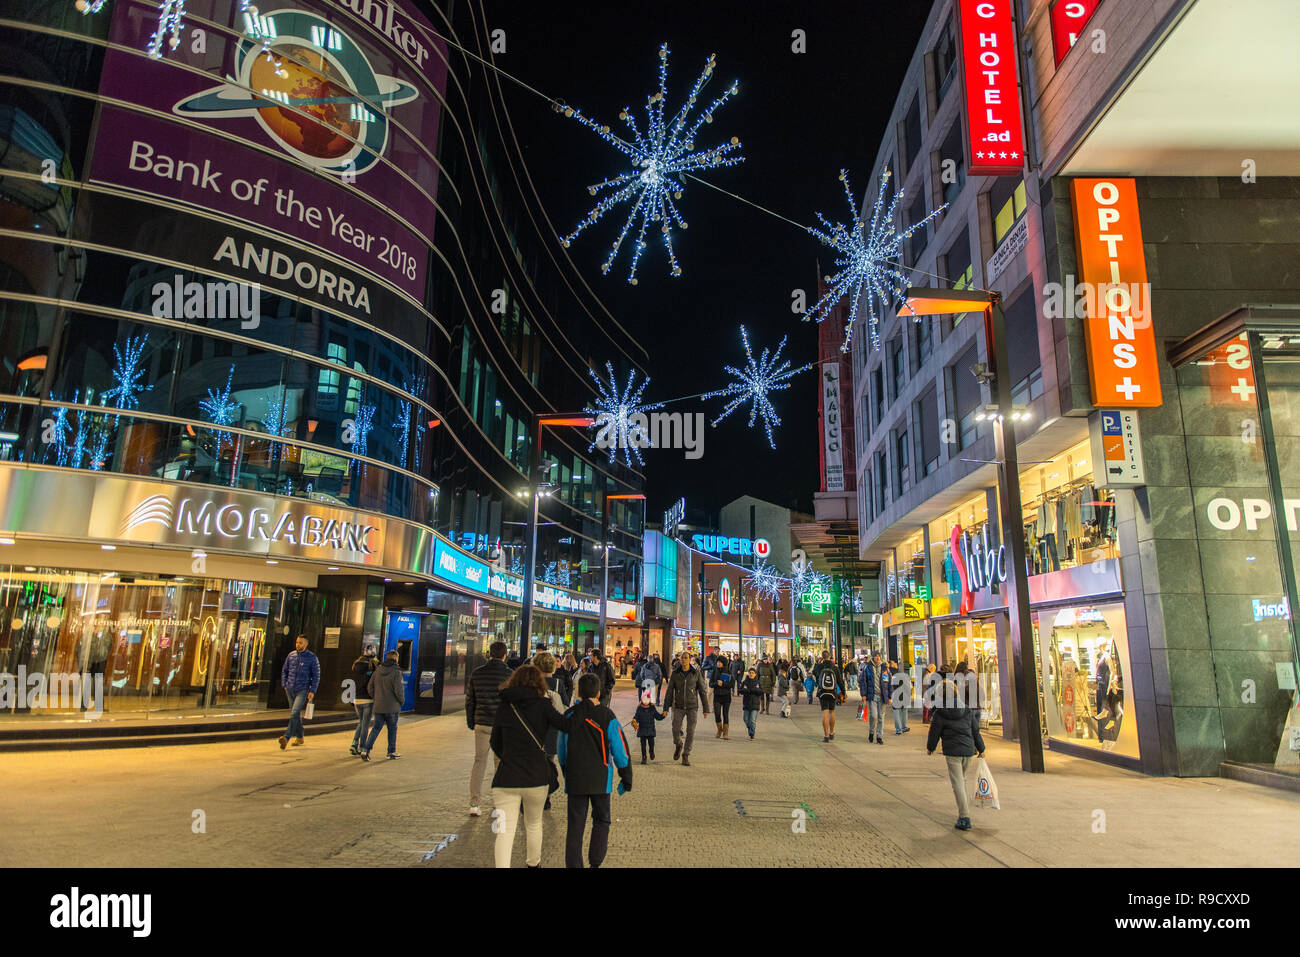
[[812, 652, 844, 742], [803, 668, 816, 705], [844, 656, 859, 691], [591, 648, 617, 709], [277, 634, 320, 749], [466, 640, 512, 817], [926, 678, 987, 831], [505, 650, 522, 671], [739, 667, 763, 739], [489, 664, 571, 867], [862, 652, 889, 745], [534, 652, 566, 810], [776, 666, 792, 717], [710, 654, 734, 739], [360, 650, 404, 760], [757, 656, 776, 714], [890, 660, 911, 734], [921, 663, 938, 723], [789, 660, 803, 705], [663, 650, 709, 765], [633, 690, 667, 762], [558, 673, 633, 868], [645, 653, 665, 707], [348, 649, 377, 755]]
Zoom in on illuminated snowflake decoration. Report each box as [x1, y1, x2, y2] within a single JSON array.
[[77, 0, 271, 60], [200, 365, 240, 447], [393, 373, 427, 470], [841, 590, 864, 614], [351, 402, 377, 459], [702, 325, 811, 449], [807, 168, 946, 352], [558, 43, 744, 284], [746, 559, 786, 604], [791, 566, 829, 603], [101, 335, 153, 411], [584, 361, 664, 468]]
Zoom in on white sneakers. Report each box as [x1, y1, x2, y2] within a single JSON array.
[[469, 805, 481, 817]]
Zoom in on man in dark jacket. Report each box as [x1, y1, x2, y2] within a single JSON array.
[[926, 682, 987, 831], [756, 657, 776, 714], [663, 650, 710, 765], [558, 673, 632, 868], [591, 647, 617, 708], [861, 652, 890, 745], [811, 652, 844, 743], [360, 651, 405, 760], [277, 635, 320, 749], [467, 641, 511, 817]]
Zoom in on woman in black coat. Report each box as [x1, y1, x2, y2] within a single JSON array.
[[710, 654, 734, 740], [490, 664, 570, 868]]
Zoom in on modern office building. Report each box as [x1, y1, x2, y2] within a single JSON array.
[[0, 0, 644, 720], [851, 0, 1300, 777]]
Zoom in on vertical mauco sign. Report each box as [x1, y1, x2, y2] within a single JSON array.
[[1051, 0, 1102, 66], [956, 0, 1026, 176], [821, 365, 844, 492], [1070, 178, 1162, 408]]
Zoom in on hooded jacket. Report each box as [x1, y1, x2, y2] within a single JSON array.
[[350, 655, 376, 704], [558, 698, 632, 795], [926, 701, 986, 757], [490, 685, 571, 788], [756, 660, 776, 693], [368, 661, 405, 714], [738, 674, 764, 712]]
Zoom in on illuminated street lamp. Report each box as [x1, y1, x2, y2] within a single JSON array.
[[519, 413, 596, 657], [897, 287, 1044, 773]]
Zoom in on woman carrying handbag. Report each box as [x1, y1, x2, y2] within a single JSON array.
[[490, 664, 571, 868]]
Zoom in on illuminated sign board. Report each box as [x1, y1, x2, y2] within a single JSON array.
[[1252, 598, 1290, 622], [719, 576, 732, 615], [432, 539, 489, 594], [488, 570, 525, 602], [1070, 178, 1162, 408], [957, 0, 1026, 176], [1050, 0, 1102, 66], [692, 534, 771, 560], [533, 585, 601, 616]]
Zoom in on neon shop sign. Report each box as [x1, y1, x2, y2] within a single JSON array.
[[692, 534, 771, 559], [951, 524, 1007, 615]]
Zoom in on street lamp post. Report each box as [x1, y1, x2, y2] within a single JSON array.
[[519, 413, 595, 658], [599, 492, 646, 656], [899, 288, 1045, 773]]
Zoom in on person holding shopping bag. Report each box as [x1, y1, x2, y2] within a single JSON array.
[[926, 678, 986, 831]]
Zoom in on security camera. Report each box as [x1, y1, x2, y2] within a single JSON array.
[[970, 362, 994, 385]]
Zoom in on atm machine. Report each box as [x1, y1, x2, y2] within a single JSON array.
[[383, 609, 449, 714]]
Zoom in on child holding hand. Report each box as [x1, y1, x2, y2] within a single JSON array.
[[632, 690, 667, 764]]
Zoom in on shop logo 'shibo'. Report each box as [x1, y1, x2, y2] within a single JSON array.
[[174, 7, 419, 177]]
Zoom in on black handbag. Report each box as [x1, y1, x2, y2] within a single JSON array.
[[512, 704, 560, 793]]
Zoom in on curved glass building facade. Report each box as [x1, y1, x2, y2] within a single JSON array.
[[0, 0, 645, 718]]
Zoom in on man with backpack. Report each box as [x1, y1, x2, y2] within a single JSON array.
[[559, 673, 633, 867], [788, 660, 803, 705], [811, 652, 844, 743]]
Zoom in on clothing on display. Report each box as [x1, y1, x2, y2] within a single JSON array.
[[1023, 482, 1116, 576]]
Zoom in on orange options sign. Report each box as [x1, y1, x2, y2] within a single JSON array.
[[1070, 178, 1163, 408]]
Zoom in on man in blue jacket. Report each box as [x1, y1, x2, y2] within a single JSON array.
[[861, 652, 889, 745], [278, 634, 320, 749], [558, 673, 633, 868]]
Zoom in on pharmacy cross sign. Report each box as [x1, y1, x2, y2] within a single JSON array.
[[800, 580, 829, 614]]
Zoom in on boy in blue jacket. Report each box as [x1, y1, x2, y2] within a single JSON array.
[[558, 673, 633, 868], [632, 689, 667, 764]]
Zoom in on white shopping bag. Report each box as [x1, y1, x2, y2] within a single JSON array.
[[972, 757, 999, 809], [303, 702, 315, 720]]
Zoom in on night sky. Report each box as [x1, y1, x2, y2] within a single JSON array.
[[488, 0, 933, 519]]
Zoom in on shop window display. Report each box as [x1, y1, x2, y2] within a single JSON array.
[[1034, 603, 1137, 756], [937, 619, 1001, 724]]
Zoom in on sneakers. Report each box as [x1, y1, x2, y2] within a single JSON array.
[[469, 805, 481, 817], [349, 745, 359, 755], [868, 733, 875, 743], [829, 733, 834, 740], [903, 727, 912, 733], [896, 730, 902, 735], [641, 756, 647, 765], [360, 751, 370, 762], [291, 737, 305, 746], [955, 817, 972, 831], [823, 735, 830, 742], [278, 736, 288, 750], [387, 753, 400, 760], [876, 737, 884, 745]]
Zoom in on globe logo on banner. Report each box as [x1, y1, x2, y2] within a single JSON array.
[[719, 577, 732, 615], [174, 8, 419, 177]]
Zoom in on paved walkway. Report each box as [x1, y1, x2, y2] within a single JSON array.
[[2, 683, 1297, 867]]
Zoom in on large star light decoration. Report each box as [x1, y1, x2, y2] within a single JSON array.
[[702, 326, 812, 449], [807, 168, 946, 352], [584, 362, 663, 468], [558, 43, 744, 284], [746, 559, 786, 604]]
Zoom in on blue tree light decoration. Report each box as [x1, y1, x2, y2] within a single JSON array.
[[585, 361, 663, 468], [558, 43, 744, 284], [102, 335, 153, 411], [200, 365, 240, 448], [351, 401, 377, 459], [702, 325, 812, 450], [746, 559, 786, 604], [260, 386, 291, 439], [807, 168, 947, 352]]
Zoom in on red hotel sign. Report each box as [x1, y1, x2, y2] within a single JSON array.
[[957, 0, 1026, 176], [1051, 0, 1102, 66], [1071, 178, 1163, 408]]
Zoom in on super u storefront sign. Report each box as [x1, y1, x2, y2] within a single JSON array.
[[1071, 178, 1163, 408]]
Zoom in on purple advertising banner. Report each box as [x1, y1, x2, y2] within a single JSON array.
[[92, 0, 447, 303]]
